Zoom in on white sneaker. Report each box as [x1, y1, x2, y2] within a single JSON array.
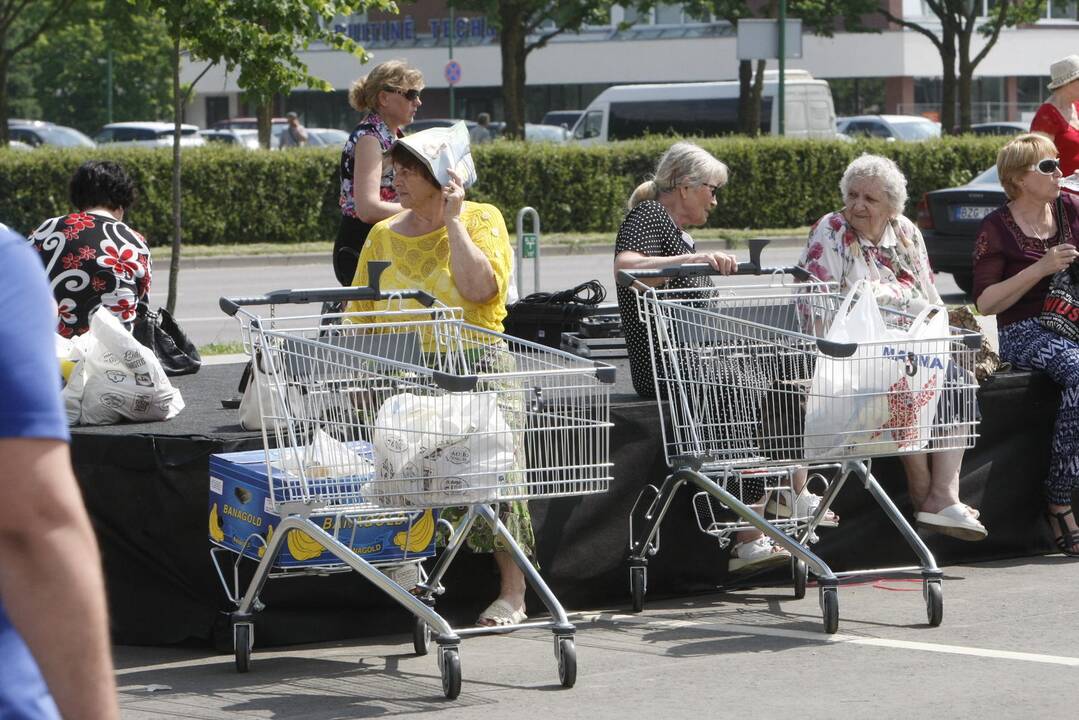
[[766, 488, 839, 527], [728, 536, 791, 573]]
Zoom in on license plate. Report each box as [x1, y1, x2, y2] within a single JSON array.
[[950, 205, 995, 221]]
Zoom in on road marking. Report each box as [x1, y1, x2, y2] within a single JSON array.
[[578, 611, 1079, 667]]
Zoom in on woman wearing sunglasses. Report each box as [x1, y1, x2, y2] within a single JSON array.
[[974, 132, 1079, 554], [334, 60, 425, 285]]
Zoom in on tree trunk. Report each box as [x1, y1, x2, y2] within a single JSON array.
[[257, 99, 272, 148], [738, 60, 752, 134], [939, 26, 957, 135], [167, 34, 182, 315], [0, 54, 9, 146], [498, 3, 527, 140], [957, 29, 973, 131], [750, 59, 765, 135]]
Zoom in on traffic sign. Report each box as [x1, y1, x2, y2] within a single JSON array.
[[521, 233, 538, 258], [444, 60, 462, 86]]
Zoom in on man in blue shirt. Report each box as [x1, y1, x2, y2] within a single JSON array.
[[0, 227, 118, 719]]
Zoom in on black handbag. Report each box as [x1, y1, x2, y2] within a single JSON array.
[[1038, 196, 1079, 342], [132, 305, 202, 376]]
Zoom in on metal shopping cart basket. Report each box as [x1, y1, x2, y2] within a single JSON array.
[[216, 262, 614, 698], [617, 240, 980, 633]]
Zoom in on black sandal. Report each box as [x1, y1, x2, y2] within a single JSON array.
[[1046, 508, 1079, 557]]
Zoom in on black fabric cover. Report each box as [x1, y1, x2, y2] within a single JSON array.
[[71, 362, 1062, 648]]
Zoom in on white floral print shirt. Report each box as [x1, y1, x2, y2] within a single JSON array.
[[797, 211, 942, 314]]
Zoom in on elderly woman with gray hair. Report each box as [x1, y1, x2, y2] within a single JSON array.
[[797, 153, 987, 541], [615, 141, 808, 573]]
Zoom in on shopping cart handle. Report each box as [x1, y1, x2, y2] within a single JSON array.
[[816, 338, 858, 358], [616, 262, 811, 287], [219, 262, 437, 315]]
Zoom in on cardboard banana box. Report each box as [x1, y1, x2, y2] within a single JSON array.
[[209, 446, 436, 568]]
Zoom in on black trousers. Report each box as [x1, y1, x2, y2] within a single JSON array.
[[334, 215, 374, 286]]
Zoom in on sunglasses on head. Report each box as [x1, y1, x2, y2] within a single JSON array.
[[385, 86, 421, 102], [1030, 158, 1061, 175]]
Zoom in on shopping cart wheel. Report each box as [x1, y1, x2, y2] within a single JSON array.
[[556, 637, 577, 688], [924, 580, 943, 627], [791, 557, 808, 600], [630, 566, 646, 613], [233, 622, 253, 673], [413, 617, 432, 656], [437, 645, 461, 700], [819, 586, 839, 634]]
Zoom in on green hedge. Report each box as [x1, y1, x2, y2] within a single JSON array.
[[0, 137, 1006, 246]]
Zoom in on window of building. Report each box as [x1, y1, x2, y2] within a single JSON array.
[[1048, 0, 1078, 19], [655, 3, 684, 24]]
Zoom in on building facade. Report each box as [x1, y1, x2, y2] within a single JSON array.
[[180, 0, 1079, 130]]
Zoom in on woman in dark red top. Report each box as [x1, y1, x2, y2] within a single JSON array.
[[973, 133, 1079, 555], [1030, 55, 1079, 183]]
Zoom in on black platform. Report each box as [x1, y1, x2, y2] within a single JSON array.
[[70, 360, 1060, 648]]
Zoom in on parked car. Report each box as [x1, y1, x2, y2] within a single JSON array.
[[304, 128, 350, 147], [522, 123, 571, 143], [837, 114, 941, 141], [404, 118, 477, 134], [8, 120, 95, 148], [199, 128, 260, 149], [541, 110, 583, 130], [967, 121, 1029, 136], [916, 165, 1006, 295], [94, 122, 206, 147]]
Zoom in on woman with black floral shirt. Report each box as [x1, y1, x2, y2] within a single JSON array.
[[27, 161, 150, 338], [335, 60, 425, 285]]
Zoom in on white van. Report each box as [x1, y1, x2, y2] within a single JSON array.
[[571, 70, 836, 144]]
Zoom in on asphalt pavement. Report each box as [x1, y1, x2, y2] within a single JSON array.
[[115, 557, 1079, 718]]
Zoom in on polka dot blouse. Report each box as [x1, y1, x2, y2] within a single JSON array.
[[615, 200, 713, 398]]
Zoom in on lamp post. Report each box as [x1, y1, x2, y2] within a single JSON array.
[[448, 7, 455, 119], [106, 49, 113, 124], [777, 0, 785, 136]]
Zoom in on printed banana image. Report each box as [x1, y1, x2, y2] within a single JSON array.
[[286, 528, 324, 561], [259, 525, 274, 558], [209, 503, 225, 543], [393, 510, 435, 553]]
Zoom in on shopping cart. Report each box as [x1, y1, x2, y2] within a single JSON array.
[[217, 262, 614, 698], [617, 240, 980, 633]]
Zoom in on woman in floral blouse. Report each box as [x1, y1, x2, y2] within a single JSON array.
[[334, 60, 425, 285], [27, 161, 150, 338], [797, 153, 987, 541]]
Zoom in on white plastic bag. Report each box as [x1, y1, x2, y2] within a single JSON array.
[[370, 391, 515, 507], [62, 309, 184, 425], [803, 282, 947, 458]]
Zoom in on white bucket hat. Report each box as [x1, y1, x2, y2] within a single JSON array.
[[393, 121, 477, 189], [1048, 55, 1079, 91]]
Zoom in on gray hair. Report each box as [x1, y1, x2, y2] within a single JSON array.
[[628, 141, 729, 210], [839, 153, 908, 217]]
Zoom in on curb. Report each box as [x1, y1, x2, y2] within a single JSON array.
[[168, 236, 807, 270]]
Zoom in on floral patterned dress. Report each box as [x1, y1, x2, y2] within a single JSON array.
[[26, 211, 151, 337], [797, 211, 941, 313], [339, 111, 399, 219]]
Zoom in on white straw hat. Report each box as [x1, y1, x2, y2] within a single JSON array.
[[1048, 55, 1079, 91]]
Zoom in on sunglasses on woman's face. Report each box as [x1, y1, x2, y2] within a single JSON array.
[[386, 87, 421, 102], [1029, 158, 1061, 175]]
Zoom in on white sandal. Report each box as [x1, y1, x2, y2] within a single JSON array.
[[728, 536, 791, 573], [766, 488, 839, 527]]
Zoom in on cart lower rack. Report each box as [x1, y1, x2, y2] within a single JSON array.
[[618, 244, 979, 633], [217, 266, 613, 698]]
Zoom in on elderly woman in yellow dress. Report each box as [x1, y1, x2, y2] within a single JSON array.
[[347, 125, 530, 627], [797, 153, 987, 541]]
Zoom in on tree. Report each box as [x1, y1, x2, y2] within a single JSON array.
[[8, 0, 172, 135], [877, 0, 1045, 133], [143, 0, 393, 313], [451, 0, 616, 139], [0, 0, 77, 144], [677, 0, 878, 135]]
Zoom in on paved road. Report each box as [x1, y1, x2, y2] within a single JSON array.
[[151, 245, 969, 348]]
